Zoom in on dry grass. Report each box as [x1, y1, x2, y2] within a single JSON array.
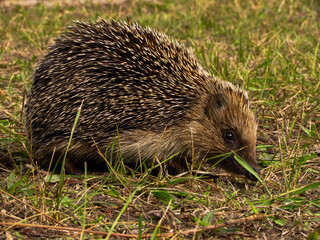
[[0, 0, 319, 239]]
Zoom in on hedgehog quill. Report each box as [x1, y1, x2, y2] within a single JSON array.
[[25, 19, 260, 180]]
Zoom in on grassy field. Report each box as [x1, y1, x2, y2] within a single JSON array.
[[0, 0, 319, 239]]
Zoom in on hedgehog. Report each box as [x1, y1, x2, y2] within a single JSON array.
[[25, 19, 260, 180]]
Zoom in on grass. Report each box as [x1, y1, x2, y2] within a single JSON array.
[[0, 0, 319, 239]]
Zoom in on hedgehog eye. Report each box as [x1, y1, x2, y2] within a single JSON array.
[[223, 130, 235, 143]]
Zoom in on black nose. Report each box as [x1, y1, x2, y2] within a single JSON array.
[[252, 165, 260, 175], [245, 165, 260, 181]]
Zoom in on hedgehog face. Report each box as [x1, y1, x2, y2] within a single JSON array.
[[192, 90, 259, 180], [219, 126, 259, 180]]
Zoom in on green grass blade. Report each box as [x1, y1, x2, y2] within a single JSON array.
[[289, 182, 320, 197], [57, 101, 83, 209], [105, 185, 141, 240], [234, 154, 272, 197]]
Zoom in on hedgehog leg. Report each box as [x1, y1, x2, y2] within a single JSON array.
[[33, 140, 109, 174]]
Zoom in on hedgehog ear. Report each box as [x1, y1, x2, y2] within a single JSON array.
[[205, 92, 228, 117]]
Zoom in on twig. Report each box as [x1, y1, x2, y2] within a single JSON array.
[[0, 189, 64, 227], [0, 214, 270, 238]]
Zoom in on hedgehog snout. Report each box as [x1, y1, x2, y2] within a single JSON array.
[[239, 148, 260, 180]]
